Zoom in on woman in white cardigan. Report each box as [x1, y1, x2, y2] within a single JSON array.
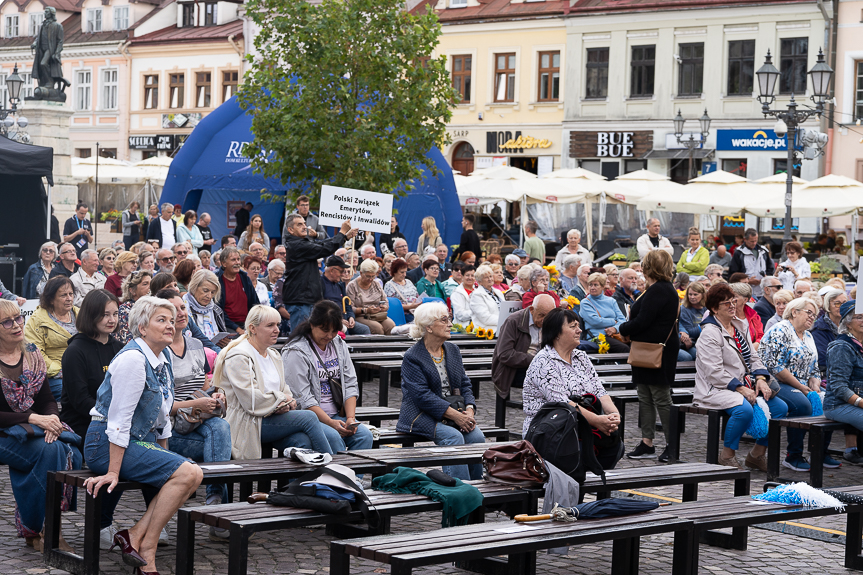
[[470, 265, 505, 331], [212, 305, 331, 460], [450, 266, 475, 326]]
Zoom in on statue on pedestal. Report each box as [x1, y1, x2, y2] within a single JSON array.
[[28, 7, 70, 102]]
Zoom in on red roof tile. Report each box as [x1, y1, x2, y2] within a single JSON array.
[[0, 13, 126, 49], [569, 0, 815, 14], [130, 18, 243, 45], [410, 0, 568, 22]]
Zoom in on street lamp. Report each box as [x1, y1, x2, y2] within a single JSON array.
[[756, 47, 834, 242], [0, 65, 30, 143], [674, 108, 711, 181]]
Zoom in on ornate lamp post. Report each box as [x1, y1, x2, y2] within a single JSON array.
[[756, 48, 833, 242], [0, 65, 29, 143], [674, 108, 711, 181]]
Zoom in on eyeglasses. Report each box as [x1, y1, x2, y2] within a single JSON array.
[[41, 248, 54, 253], [765, 284, 781, 290], [796, 309, 817, 320], [719, 299, 736, 308], [0, 315, 24, 329], [435, 317, 452, 325], [175, 250, 188, 256], [160, 256, 176, 262]]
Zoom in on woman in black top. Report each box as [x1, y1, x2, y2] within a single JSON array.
[[619, 250, 680, 463]]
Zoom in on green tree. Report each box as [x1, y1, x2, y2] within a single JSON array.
[[238, 0, 455, 205]]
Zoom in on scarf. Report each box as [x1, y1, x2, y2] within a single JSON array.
[[0, 344, 47, 412], [185, 292, 218, 337]]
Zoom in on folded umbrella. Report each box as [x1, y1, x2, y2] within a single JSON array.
[[515, 499, 660, 522]]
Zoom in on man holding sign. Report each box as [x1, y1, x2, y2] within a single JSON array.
[[283, 215, 358, 330]]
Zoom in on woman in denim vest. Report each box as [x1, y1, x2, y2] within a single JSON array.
[[83, 296, 203, 575]]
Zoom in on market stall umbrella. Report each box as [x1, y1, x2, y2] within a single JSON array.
[[745, 174, 862, 218], [613, 170, 684, 205], [469, 165, 538, 181], [541, 167, 606, 181], [134, 155, 173, 187], [71, 157, 147, 185], [636, 169, 755, 215], [458, 177, 576, 206]]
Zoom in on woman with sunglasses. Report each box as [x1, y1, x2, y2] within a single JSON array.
[[23, 242, 58, 299], [760, 296, 833, 472], [0, 299, 81, 552], [105, 251, 139, 299], [115, 271, 153, 345]]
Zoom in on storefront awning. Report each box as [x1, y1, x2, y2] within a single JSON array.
[[640, 149, 715, 160]]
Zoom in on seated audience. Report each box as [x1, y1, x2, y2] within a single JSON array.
[[442, 261, 465, 299], [24, 277, 78, 402], [812, 289, 848, 380], [150, 271, 177, 295], [321, 256, 371, 335], [396, 302, 483, 480], [243, 256, 270, 307], [678, 282, 706, 361], [104, 251, 138, 298], [676, 227, 709, 276], [451, 266, 476, 325], [522, 268, 561, 309], [383, 258, 422, 322], [763, 289, 793, 333], [217, 247, 260, 334], [469, 265, 505, 331], [173, 259, 197, 294], [693, 283, 788, 470], [602, 264, 620, 297], [579, 272, 629, 353], [730, 283, 763, 348], [71, 249, 107, 306], [416, 258, 447, 300], [825, 300, 863, 465], [23, 242, 58, 299], [347, 259, 394, 335], [115, 271, 153, 345], [775, 241, 811, 291]]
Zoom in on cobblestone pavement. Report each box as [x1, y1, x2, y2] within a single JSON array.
[[3, 371, 862, 574]]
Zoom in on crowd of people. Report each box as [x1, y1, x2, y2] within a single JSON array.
[[3, 195, 862, 572]]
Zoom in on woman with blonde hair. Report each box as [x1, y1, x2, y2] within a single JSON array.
[[679, 282, 707, 361], [98, 248, 117, 278], [729, 282, 763, 347], [115, 271, 153, 344], [104, 251, 138, 298], [213, 305, 331, 460], [138, 251, 155, 273], [416, 216, 443, 254]]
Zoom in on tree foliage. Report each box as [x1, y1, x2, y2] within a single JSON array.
[[238, 0, 455, 205]]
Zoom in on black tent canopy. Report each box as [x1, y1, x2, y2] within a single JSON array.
[[0, 135, 55, 294]]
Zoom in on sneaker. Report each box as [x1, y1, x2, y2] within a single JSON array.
[[209, 526, 230, 542], [823, 455, 842, 469], [99, 525, 117, 551], [657, 447, 671, 463], [744, 452, 768, 473], [844, 449, 863, 466], [782, 455, 811, 472], [157, 527, 169, 547], [718, 452, 742, 469], [626, 441, 656, 459]]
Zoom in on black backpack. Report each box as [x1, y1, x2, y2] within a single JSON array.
[[525, 401, 606, 484]]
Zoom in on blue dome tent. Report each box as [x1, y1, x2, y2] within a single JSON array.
[[159, 96, 462, 251]]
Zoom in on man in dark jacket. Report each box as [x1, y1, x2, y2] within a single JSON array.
[[728, 228, 774, 298], [233, 202, 253, 238], [379, 216, 406, 254], [753, 276, 782, 328], [613, 268, 638, 315], [283, 214, 357, 330], [216, 246, 259, 333], [451, 213, 482, 263], [320, 255, 371, 335], [490, 294, 556, 426], [145, 202, 177, 249]]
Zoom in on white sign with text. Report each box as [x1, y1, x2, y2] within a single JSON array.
[[19, 299, 39, 325], [318, 185, 393, 234]]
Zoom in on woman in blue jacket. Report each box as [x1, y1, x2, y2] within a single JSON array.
[[22, 242, 57, 299], [579, 272, 629, 352], [678, 283, 706, 361], [824, 300, 863, 466], [396, 302, 483, 480]]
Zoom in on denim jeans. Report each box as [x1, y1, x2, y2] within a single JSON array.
[[348, 322, 371, 335], [169, 418, 232, 503], [677, 347, 696, 361], [286, 305, 313, 332], [825, 403, 863, 433], [723, 397, 789, 450], [48, 378, 63, 403], [287, 415, 374, 454], [433, 423, 485, 480], [260, 409, 332, 454], [774, 383, 813, 457]]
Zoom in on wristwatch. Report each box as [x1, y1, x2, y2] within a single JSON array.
[[855, 397, 862, 407]]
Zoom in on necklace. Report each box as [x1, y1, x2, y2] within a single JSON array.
[[430, 347, 444, 364]]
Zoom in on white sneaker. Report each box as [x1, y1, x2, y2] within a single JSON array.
[[209, 526, 230, 542], [99, 525, 117, 551]]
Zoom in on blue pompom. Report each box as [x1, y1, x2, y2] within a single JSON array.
[[808, 391, 823, 417], [745, 397, 770, 440]]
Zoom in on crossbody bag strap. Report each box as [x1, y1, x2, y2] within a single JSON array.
[[662, 305, 681, 345], [307, 337, 336, 380]]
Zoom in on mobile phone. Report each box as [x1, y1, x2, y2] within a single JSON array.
[[379, 300, 387, 306], [347, 422, 361, 430]]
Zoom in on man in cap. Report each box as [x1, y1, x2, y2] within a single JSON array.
[[320, 255, 370, 334]]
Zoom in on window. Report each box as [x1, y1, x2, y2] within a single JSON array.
[[204, 3, 216, 26], [196, 72, 211, 107], [182, 3, 195, 27], [222, 70, 238, 101], [494, 53, 516, 103], [416, 56, 430, 69], [624, 159, 647, 174], [76, 148, 92, 158], [630, 45, 655, 97], [722, 159, 747, 178], [29, 12, 43, 36], [779, 37, 808, 94], [727, 40, 755, 96], [5, 15, 19, 38], [113, 6, 129, 30], [450, 0, 467, 7], [144, 74, 159, 109], [87, 8, 102, 32], [169, 73, 184, 108], [677, 43, 703, 96], [585, 47, 609, 99], [451, 54, 471, 103], [75, 70, 92, 111], [537, 51, 560, 102], [19, 71, 32, 98], [101, 68, 118, 110], [0, 72, 7, 107], [856, 61, 863, 121]]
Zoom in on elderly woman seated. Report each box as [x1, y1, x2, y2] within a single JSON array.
[[396, 302, 484, 480], [760, 296, 835, 471], [0, 300, 81, 552], [469, 265, 505, 331], [825, 300, 863, 465], [521, 267, 562, 309], [678, 282, 707, 361], [522, 307, 623, 469], [729, 282, 763, 349], [450, 266, 476, 326], [504, 264, 533, 302], [763, 289, 794, 334], [347, 259, 394, 335], [812, 289, 848, 380], [693, 283, 788, 470], [579, 272, 629, 353]]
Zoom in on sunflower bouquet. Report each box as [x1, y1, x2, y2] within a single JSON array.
[[564, 295, 580, 309], [592, 333, 610, 354], [543, 264, 560, 290]]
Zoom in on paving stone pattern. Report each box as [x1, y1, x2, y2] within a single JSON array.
[[2, 371, 861, 574]]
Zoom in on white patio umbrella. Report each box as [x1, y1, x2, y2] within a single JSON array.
[[636, 170, 755, 215], [469, 165, 538, 181], [134, 156, 173, 186], [613, 170, 684, 204], [71, 157, 147, 185], [745, 174, 863, 218], [541, 167, 606, 181]]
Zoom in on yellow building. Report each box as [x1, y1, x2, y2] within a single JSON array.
[[411, 0, 568, 176]]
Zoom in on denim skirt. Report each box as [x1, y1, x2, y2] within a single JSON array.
[[84, 420, 190, 489]]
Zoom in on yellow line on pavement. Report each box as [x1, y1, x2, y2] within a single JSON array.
[[775, 521, 846, 536]]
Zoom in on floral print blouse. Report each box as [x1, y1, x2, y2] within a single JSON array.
[[759, 319, 820, 384], [115, 300, 135, 345], [522, 345, 607, 437]]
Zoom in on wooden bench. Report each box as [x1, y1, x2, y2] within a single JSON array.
[[175, 480, 535, 575], [329, 514, 694, 575], [42, 455, 386, 575], [373, 426, 511, 448], [607, 388, 694, 440], [354, 406, 400, 427], [766, 415, 854, 487]]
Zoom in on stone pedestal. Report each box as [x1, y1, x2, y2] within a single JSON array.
[[20, 99, 77, 224]]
